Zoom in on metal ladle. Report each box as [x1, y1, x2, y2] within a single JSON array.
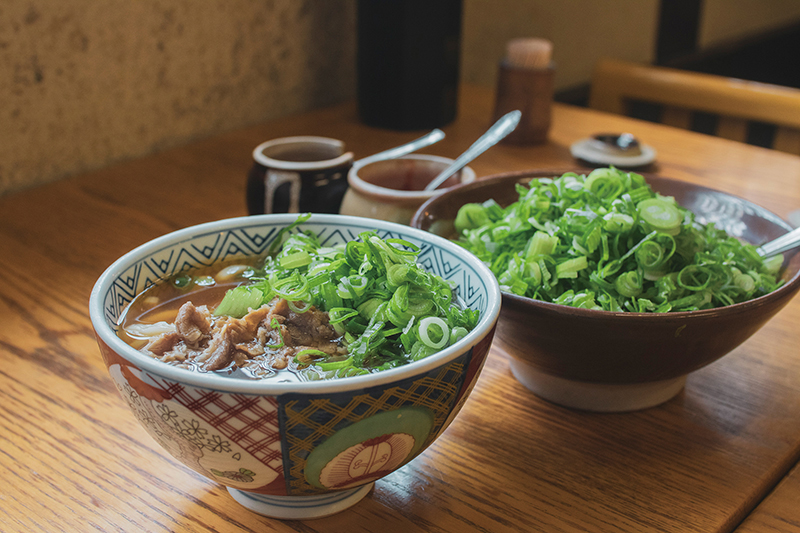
[[757, 225, 800, 257], [355, 128, 445, 167], [424, 110, 522, 191]]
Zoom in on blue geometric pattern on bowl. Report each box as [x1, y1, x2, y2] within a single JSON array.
[[101, 218, 491, 333]]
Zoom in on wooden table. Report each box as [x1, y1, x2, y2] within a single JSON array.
[[2, 85, 800, 532]]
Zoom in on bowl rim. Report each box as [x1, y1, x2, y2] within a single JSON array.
[[89, 213, 502, 395], [347, 154, 476, 201], [411, 168, 800, 320], [252, 136, 353, 171]]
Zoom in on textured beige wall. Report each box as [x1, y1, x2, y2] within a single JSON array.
[[4, 0, 800, 197], [0, 0, 356, 196], [461, 0, 660, 91]]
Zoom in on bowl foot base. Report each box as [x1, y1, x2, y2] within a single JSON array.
[[227, 483, 373, 520], [509, 358, 686, 412]]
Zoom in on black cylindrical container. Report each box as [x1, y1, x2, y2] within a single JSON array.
[[356, 0, 462, 131]]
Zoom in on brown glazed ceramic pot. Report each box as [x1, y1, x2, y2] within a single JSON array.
[[411, 169, 800, 411]]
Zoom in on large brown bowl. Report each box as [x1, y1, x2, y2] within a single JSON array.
[[411, 169, 800, 411]]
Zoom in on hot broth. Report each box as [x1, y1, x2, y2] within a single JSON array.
[[117, 226, 480, 381]]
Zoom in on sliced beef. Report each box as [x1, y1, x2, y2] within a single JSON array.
[[174, 303, 211, 345], [145, 331, 182, 356], [137, 297, 342, 376], [284, 306, 338, 347]]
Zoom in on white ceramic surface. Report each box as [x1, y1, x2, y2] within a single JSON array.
[[570, 137, 657, 168], [228, 483, 374, 520], [253, 136, 353, 171]]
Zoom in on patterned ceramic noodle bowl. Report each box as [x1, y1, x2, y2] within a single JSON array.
[[89, 214, 501, 520]]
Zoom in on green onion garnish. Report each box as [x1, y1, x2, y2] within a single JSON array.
[[213, 219, 479, 376], [454, 167, 784, 312]]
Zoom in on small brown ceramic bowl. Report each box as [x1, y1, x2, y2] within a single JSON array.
[[339, 154, 475, 225], [411, 169, 800, 412]]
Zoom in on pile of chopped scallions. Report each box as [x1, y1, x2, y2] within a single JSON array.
[[214, 214, 479, 379], [453, 168, 784, 312]]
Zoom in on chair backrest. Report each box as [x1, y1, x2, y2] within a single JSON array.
[[589, 58, 800, 155]]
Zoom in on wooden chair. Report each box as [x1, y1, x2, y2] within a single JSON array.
[[589, 58, 800, 155]]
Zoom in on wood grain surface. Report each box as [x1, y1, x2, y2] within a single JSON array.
[[1, 85, 800, 532], [737, 463, 800, 533]]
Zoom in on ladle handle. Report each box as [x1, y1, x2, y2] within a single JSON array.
[[355, 129, 445, 167], [757, 225, 800, 257], [424, 110, 522, 191]]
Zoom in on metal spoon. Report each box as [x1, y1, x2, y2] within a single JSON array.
[[355, 129, 445, 167], [757, 225, 800, 257], [424, 110, 522, 191]]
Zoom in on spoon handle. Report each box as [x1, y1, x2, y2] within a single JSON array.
[[424, 110, 522, 191], [757, 225, 800, 257], [355, 129, 445, 167]]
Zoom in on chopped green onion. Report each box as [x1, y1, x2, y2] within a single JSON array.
[[317, 357, 354, 371], [296, 349, 327, 358], [615, 271, 642, 298], [525, 231, 558, 259], [450, 326, 469, 344], [213, 223, 481, 377], [603, 212, 634, 233], [267, 317, 284, 348], [763, 255, 783, 275], [328, 307, 358, 324], [214, 285, 264, 318], [280, 251, 312, 269], [556, 256, 588, 278], [288, 300, 311, 313], [455, 203, 490, 233], [638, 198, 682, 235], [268, 213, 312, 254], [418, 317, 449, 349], [453, 168, 784, 313]]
